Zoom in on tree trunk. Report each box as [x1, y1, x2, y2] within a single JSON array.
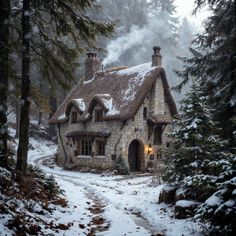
[[15, 99, 21, 139], [16, 0, 31, 175], [38, 110, 43, 125], [48, 94, 57, 138], [0, 0, 10, 168], [37, 79, 43, 125]]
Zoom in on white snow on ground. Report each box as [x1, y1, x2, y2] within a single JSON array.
[[24, 138, 204, 236], [2, 128, 204, 236]]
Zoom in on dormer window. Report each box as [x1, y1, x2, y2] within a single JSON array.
[[95, 109, 103, 122], [71, 111, 77, 123], [143, 107, 147, 120]]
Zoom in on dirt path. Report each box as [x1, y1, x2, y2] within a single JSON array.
[[56, 175, 110, 235], [32, 155, 164, 236]]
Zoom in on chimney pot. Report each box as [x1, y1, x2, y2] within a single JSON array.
[[85, 52, 101, 81], [87, 52, 97, 58], [152, 46, 162, 67]]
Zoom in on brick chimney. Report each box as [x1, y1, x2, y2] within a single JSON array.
[[152, 46, 162, 67], [85, 52, 101, 81]]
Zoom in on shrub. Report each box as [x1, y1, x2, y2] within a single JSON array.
[[114, 155, 130, 175]]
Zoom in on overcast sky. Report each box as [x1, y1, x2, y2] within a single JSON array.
[[175, 0, 209, 28]]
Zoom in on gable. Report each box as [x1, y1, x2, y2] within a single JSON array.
[[49, 63, 177, 124]]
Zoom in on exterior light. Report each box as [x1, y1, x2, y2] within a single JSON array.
[[147, 144, 152, 155]]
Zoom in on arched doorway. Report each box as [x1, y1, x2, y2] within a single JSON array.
[[128, 140, 144, 172]]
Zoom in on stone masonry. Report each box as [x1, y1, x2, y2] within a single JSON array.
[[56, 75, 172, 171]]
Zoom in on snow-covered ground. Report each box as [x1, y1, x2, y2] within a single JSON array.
[[24, 138, 204, 236]]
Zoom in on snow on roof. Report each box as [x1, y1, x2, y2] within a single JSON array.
[[65, 98, 86, 116], [116, 62, 154, 77], [71, 98, 86, 112], [58, 113, 67, 121], [49, 62, 177, 124], [100, 95, 119, 116], [117, 63, 156, 102]]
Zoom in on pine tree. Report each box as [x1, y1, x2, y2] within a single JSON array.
[[0, 0, 10, 168], [148, 0, 179, 53], [164, 82, 236, 233], [177, 17, 194, 55], [99, 0, 148, 31], [16, 0, 31, 175], [14, 0, 115, 176], [163, 83, 228, 182], [175, 0, 236, 148]]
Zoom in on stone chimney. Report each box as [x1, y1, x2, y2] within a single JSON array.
[[85, 52, 101, 81], [152, 46, 162, 67]]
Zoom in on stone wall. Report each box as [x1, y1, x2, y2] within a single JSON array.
[[56, 74, 173, 171]]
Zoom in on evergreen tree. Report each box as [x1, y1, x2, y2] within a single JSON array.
[[163, 83, 228, 182], [164, 82, 236, 233], [14, 0, 115, 175], [177, 17, 194, 56], [0, 0, 10, 168], [16, 0, 31, 175], [195, 165, 236, 235], [175, 1, 236, 232], [99, 0, 148, 31], [148, 0, 179, 53], [175, 0, 236, 148]]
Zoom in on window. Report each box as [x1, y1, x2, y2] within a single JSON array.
[[71, 111, 77, 123], [95, 109, 103, 122], [154, 125, 162, 145], [143, 107, 147, 120], [77, 139, 92, 155], [96, 140, 105, 156]]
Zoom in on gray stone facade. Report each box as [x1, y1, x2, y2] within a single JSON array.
[[51, 47, 177, 172], [56, 73, 172, 172]]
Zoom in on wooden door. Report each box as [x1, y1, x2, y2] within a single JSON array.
[[128, 140, 140, 172]]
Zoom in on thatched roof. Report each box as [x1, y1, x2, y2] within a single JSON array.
[[49, 62, 177, 124], [148, 114, 172, 124], [65, 98, 85, 116]]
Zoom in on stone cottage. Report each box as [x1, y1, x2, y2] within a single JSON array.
[[49, 46, 177, 172]]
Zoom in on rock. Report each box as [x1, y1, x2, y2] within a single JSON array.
[[158, 184, 177, 204], [79, 224, 85, 229], [175, 187, 192, 201], [112, 170, 118, 175], [175, 200, 202, 219]]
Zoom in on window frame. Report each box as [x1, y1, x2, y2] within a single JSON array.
[[94, 109, 103, 122], [77, 139, 92, 156], [70, 111, 77, 123], [95, 139, 105, 156]]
